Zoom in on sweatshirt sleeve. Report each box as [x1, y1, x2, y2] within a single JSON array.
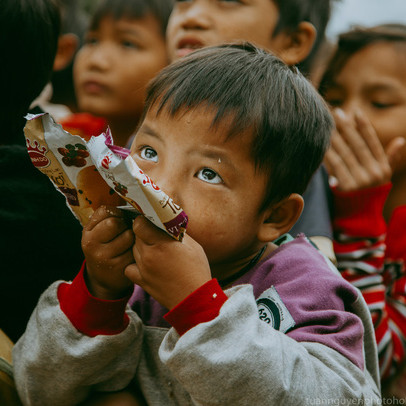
[[12, 273, 144, 406], [331, 183, 406, 380], [159, 284, 381, 405]]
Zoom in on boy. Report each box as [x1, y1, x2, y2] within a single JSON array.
[[166, 0, 337, 260], [13, 44, 380, 405], [64, 0, 173, 147]]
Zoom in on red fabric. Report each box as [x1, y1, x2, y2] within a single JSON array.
[[331, 183, 406, 380], [164, 279, 228, 336], [332, 183, 391, 237], [60, 113, 107, 141], [58, 262, 132, 337]]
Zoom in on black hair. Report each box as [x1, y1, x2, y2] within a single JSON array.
[[0, 0, 60, 143], [142, 43, 333, 210], [272, 0, 338, 76], [319, 24, 406, 98], [90, 0, 174, 35]]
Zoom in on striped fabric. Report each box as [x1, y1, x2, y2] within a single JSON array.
[[332, 183, 406, 381]]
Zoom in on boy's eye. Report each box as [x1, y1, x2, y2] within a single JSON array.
[[196, 168, 223, 184], [371, 101, 394, 109], [121, 40, 139, 50], [140, 147, 158, 162]]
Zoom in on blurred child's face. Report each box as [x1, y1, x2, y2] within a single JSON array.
[[74, 14, 168, 121], [130, 105, 269, 268], [166, 0, 284, 61], [323, 42, 406, 174]]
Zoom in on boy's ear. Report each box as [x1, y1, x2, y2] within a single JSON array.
[[257, 193, 304, 242], [53, 33, 79, 71], [272, 22, 317, 67]]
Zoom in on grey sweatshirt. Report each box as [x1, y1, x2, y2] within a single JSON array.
[[13, 235, 381, 405]]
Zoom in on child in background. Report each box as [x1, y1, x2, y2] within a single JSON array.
[[61, 0, 173, 146], [14, 43, 380, 405], [166, 0, 338, 260], [318, 24, 406, 398]]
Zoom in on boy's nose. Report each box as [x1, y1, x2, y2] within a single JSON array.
[[153, 173, 183, 209], [86, 44, 112, 70], [179, 1, 212, 30]]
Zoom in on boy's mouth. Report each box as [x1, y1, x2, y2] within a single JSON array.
[[176, 38, 204, 58], [81, 79, 109, 95]]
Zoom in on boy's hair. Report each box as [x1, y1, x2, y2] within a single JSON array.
[[90, 0, 174, 35], [272, 0, 337, 75], [319, 24, 406, 97], [142, 43, 333, 210], [0, 0, 60, 140]]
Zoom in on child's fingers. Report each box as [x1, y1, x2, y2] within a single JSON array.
[[386, 136, 406, 172], [105, 228, 135, 259], [354, 110, 387, 164], [334, 109, 376, 168], [84, 205, 124, 232], [132, 216, 171, 246], [110, 248, 135, 271], [84, 211, 130, 245], [329, 129, 362, 174], [124, 263, 142, 285], [324, 147, 358, 191]]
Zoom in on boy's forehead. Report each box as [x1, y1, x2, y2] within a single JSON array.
[[138, 103, 254, 149], [147, 102, 255, 140]]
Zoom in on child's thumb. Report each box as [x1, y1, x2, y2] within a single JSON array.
[[386, 137, 406, 171]]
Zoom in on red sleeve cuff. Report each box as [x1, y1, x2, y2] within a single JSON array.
[[332, 183, 391, 236], [57, 261, 133, 337], [164, 279, 227, 336]]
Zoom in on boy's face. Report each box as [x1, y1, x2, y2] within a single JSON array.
[[74, 14, 168, 121], [166, 0, 284, 61], [323, 42, 406, 174], [130, 105, 269, 269]]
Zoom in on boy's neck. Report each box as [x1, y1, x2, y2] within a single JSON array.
[[108, 118, 139, 148], [384, 171, 406, 222], [212, 243, 277, 288]]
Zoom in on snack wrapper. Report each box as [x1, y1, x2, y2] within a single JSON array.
[[23, 113, 188, 241]]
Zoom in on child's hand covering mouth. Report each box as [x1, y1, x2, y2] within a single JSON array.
[[24, 113, 188, 241]]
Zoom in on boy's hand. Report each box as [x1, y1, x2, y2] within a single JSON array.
[[82, 206, 135, 300], [125, 216, 212, 310], [324, 109, 404, 192]]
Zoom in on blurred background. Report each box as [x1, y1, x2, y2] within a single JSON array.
[[327, 0, 406, 39]]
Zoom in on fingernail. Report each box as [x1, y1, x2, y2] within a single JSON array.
[[335, 108, 346, 120]]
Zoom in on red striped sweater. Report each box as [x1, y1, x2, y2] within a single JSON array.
[[332, 183, 406, 380]]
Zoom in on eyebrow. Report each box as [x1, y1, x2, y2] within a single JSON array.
[[363, 83, 401, 93], [137, 124, 163, 141], [138, 124, 237, 170]]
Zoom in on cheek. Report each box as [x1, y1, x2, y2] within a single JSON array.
[[184, 199, 231, 241], [371, 114, 406, 148], [184, 197, 253, 254], [73, 54, 87, 86]]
